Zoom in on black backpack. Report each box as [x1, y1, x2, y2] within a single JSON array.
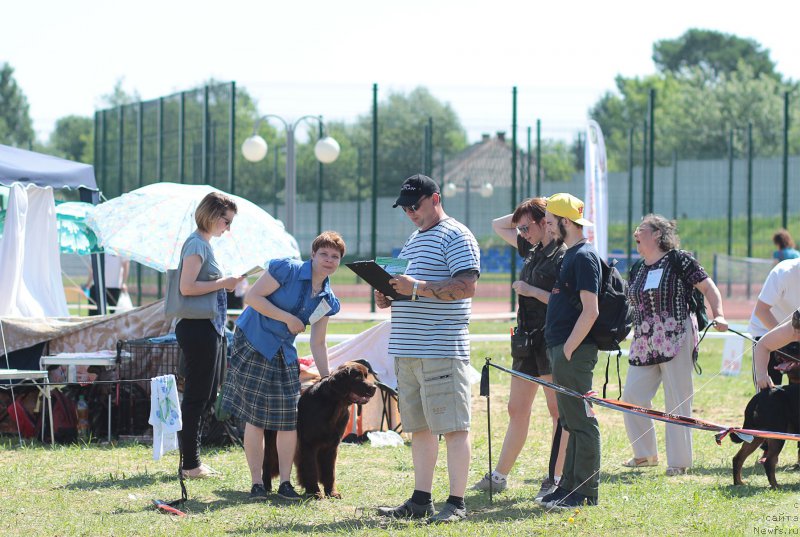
[[570, 257, 633, 353]]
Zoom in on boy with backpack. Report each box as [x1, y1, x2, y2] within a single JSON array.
[[536, 193, 603, 509]]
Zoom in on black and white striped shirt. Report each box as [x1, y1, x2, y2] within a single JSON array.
[[389, 218, 481, 360]]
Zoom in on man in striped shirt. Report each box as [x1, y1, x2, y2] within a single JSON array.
[[375, 174, 480, 524]]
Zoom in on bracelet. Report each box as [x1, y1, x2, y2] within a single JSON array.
[[411, 280, 419, 301]]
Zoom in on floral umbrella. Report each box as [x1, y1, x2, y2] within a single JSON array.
[[0, 200, 101, 255], [86, 182, 299, 275]]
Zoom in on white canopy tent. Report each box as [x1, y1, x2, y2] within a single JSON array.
[[0, 145, 101, 318]]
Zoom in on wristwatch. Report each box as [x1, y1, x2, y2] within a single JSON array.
[[411, 280, 419, 301]]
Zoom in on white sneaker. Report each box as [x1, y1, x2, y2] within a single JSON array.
[[534, 476, 557, 501], [472, 472, 507, 492]]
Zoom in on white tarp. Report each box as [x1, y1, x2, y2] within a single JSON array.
[[301, 320, 396, 387], [0, 184, 68, 317], [584, 120, 608, 261]]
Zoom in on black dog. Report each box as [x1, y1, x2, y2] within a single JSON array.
[[732, 384, 800, 488], [262, 361, 377, 498]]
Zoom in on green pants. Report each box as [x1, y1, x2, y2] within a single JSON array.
[[548, 342, 600, 499]]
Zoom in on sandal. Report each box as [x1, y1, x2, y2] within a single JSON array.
[[622, 456, 659, 468], [665, 466, 687, 477]]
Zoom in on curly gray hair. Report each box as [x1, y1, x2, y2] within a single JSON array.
[[641, 214, 680, 252]]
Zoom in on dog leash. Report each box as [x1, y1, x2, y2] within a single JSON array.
[[726, 325, 800, 363], [486, 359, 800, 444], [153, 433, 188, 516]]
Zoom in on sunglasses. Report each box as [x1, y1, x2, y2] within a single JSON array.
[[220, 216, 232, 227], [516, 224, 530, 234], [401, 196, 428, 213]]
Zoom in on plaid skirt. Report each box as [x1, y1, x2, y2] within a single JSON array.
[[220, 330, 300, 430]]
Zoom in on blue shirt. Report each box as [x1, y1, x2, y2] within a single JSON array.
[[774, 247, 800, 262], [235, 258, 340, 364], [544, 241, 602, 348]]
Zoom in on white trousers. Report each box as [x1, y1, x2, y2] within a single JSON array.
[[622, 319, 694, 468]]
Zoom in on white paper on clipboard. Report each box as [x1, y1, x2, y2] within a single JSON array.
[[308, 299, 332, 325]]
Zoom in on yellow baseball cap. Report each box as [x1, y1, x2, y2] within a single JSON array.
[[546, 193, 593, 226]]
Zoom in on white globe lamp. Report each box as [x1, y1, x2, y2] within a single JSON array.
[[314, 136, 341, 164], [480, 182, 494, 198], [444, 182, 457, 197], [242, 135, 268, 162]]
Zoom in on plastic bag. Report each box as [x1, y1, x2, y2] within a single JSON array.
[[367, 430, 404, 448], [116, 291, 134, 312]]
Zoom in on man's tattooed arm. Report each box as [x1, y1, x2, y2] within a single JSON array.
[[420, 270, 479, 301]]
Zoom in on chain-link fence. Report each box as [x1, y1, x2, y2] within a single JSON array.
[[83, 82, 800, 311]]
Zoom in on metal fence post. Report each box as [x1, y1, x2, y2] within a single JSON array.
[[672, 149, 678, 219], [641, 120, 648, 217], [136, 102, 144, 306], [203, 85, 210, 184], [536, 119, 541, 197], [526, 126, 531, 199], [627, 128, 634, 273], [782, 91, 789, 229], [117, 106, 124, 197], [648, 89, 655, 214], [229, 81, 236, 194], [178, 92, 185, 184], [510, 86, 518, 312], [747, 123, 753, 260], [317, 118, 324, 235], [370, 83, 378, 313], [727, 129, 734, 258]]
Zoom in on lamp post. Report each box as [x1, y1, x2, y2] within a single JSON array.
[[443, 179, 493, 229], [242, 114, 340, 236]]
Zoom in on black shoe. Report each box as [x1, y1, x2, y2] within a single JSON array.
[[277, 481, 302, 501], [249, 483, 268, 500], [536, 486, 568, 507], [549, 492, 598, 510], [376, 498, 435, 519], [428, 501, 466, 523]]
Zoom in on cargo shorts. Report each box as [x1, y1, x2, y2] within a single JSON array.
[[394, 356, 472, 435]]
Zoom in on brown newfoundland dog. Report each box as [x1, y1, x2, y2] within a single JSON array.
[[262, 361, 377, 498]]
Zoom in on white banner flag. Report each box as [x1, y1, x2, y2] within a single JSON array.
[[720, 337, 745, 376], [584, 120, 608, 261]]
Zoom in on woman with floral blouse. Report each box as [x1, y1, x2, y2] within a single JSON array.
[[622, 214, 727, 476]]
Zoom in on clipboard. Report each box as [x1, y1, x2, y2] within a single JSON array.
[[242, 266, 264, 277], [345, 260, 411, 301]]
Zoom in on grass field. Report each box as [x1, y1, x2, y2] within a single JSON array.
[[1, 327, 799, 536]]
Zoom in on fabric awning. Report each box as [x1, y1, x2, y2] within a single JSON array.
[[0, 144, 97, 191]]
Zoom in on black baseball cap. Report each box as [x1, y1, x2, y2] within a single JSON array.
[[392, 174, 440, 208]]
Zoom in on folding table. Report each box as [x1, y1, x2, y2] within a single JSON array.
[[0, 369, 54, 445]]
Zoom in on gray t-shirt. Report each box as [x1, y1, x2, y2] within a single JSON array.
[[181, 231, 227, 335]]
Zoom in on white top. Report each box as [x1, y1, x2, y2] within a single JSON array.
[[748, 257, 800, 337], [104, 254, 124, 289], [389, 218, 481, 360]]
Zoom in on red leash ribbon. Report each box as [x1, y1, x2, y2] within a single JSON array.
[[152, 499, 186, 517]]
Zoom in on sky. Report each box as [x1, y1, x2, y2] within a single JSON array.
[[4, 0, 799, 145]]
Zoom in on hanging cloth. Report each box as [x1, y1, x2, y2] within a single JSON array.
[[149, 374, 182, 461]]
